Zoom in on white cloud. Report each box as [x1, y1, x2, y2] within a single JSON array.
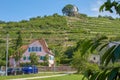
[[91, 7, 99, 12], [91, 0, 103, 12], [90, 0, 120, 18], [97, 0, 103, 5]]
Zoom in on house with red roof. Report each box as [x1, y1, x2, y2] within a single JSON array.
[[9, 39, 54, 67]]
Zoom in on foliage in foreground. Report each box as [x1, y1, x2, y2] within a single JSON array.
[[81, 36, 120, 80], [100, 0, 120, 15]]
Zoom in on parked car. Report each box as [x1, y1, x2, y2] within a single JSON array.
[[22, 65, 38, 74], [0, 70, 5, 76], [7, 67, 23, 75]]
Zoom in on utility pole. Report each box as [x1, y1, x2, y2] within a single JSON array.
[[6, 34, 9, 76]]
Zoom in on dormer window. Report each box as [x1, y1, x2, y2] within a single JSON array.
[[28, 46, 42, 52]]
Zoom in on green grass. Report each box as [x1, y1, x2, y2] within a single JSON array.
[[0, 73, 60, 80], [31, 74, 84, 80], [0, 15, 120, 58]]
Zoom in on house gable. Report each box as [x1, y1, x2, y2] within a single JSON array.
[[9, 39, 54, 67], [20, 39, 54, 63]]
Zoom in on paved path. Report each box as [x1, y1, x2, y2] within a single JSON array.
[[8, 74, 67, 80]]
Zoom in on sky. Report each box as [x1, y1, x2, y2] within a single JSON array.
[[0, 0, 119, 22]]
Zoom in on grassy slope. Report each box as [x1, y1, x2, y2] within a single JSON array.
[[0, 16, 120, 50]]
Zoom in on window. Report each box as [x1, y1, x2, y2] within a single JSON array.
[[39, 47, 41, 51], [32, 47, 34, 52], [28, 56, 30, 60], [49, 56, 54, 60], [23, 56, 26, 60], [36, 47, 38, 52], [28, 46, 42, 52], [40, 56, 44, 60], [28, 47, 31, 52]]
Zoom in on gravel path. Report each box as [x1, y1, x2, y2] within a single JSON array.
[[8, 74, 67, 80]]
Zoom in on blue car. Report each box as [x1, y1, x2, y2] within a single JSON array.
[[22, 65, 38, 74]]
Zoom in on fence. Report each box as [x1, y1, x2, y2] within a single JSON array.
[[38, 66, 76, 72]]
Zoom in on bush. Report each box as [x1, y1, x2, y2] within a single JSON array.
[[20, 62, 32, 67], [0, 60, 5, 66]]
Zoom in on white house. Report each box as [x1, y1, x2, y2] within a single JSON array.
[[9, 39, 54, 67]]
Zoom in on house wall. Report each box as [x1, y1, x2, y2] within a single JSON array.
[[20, 40, 54, 67], [20, 41, 48, 63], [9, 40, 54, 67], [89, 54, 100, 65], [48, 55, 54, 67]]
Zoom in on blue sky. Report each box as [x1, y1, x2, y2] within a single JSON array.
[[0, 0, 119, 22]]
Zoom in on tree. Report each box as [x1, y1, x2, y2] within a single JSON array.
[[0, 46, 6, 66], [100, 0, 120, 15], [43, 54, 49, 66], [14, 31, 23, 66], [71, 50, 87, 73], [64, 46, 75, 59], [0, 39, 6, 66], [62, 4, 79, 16], [71, 38, 94, 73], [82, 36, 120, 80], [30, 53, 39, 65], [15, 31, 22, 50], [0, 20, 6, 24], [81, 1, 120, 78]]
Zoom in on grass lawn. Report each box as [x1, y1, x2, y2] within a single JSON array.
[[0, 72, 60, 80], [30, 74, 84, 80]]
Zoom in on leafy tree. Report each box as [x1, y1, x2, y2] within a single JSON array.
[[0, 39, 6, 66], [0, 46, 6, 66], [15, 31, 22, 50], [64, 46, 75, 58], [71, 50, 87, 73], [30, 53, 39, 65], [71, 38, 97, 73], [100, 0, 120, 15], [62, 4, 79, 16], [0, 20, 6, 24], [81, 36, 120, 80], [43, 54, 49, 66], [13, 31, 23, 66], [52, 47, 66, 65]]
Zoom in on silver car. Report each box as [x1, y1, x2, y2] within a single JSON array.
[[0, 70, 5, 76]]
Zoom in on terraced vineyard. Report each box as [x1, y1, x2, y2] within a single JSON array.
[[0, 15, 120, 51]]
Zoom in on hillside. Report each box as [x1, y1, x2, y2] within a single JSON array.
[[0, 14, 120, 52]]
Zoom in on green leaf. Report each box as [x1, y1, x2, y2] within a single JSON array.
[[83, 69, 92, 79], [89, 72, 100, 80], [90, 36, 107, 53], [97, 36, 108, 42], [81, 39, 93, 56], [99, 4, 105, 12], [101, 45, 115, 64], [97, 69, 108, 80], [116, 4, 120, 15], [104, 45, 120, 66], [108, 68, 118, 80], [112, 44, 120, 62], [99, 43, 108, 51], [91, 42, 101, 53]]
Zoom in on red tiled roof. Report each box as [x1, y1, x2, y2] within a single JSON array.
[[20, 45, 28, 50]]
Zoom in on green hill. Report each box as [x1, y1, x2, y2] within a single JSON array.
[[0, 14, 120, 51]]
